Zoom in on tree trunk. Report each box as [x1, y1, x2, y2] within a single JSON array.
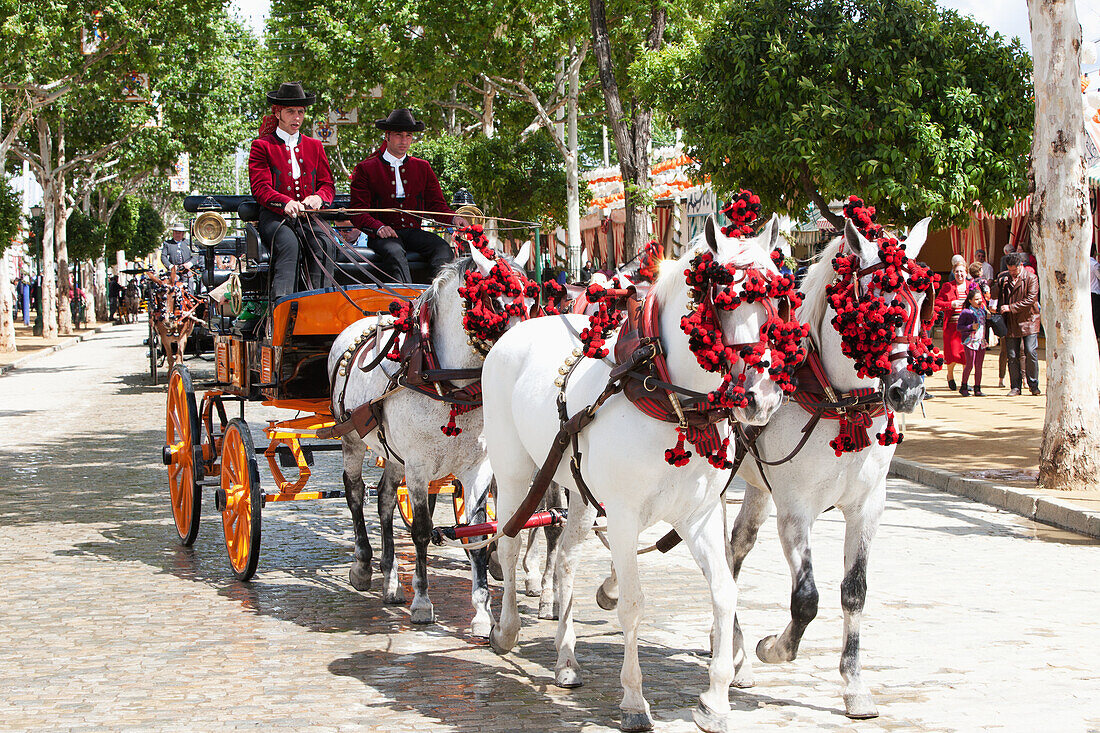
[[0, 252, 16, 352], [565, 42, 582, 280], [588, 0, 665, 264], [94, 256, 108, 321], [54, 193, 73, 335], [1028, 0, 1100, 491], [40, 184, 58, 340]]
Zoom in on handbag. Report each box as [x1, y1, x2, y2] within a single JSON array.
[[987, 312, 1007, 338]]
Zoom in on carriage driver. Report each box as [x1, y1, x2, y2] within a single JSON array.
[[248, 82, 336, 299], [349, 109, 469, 283]]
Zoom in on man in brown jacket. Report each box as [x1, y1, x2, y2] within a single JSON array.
[[996, 252, 1041, 396]]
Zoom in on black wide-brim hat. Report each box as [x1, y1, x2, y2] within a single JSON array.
[[375, 108, 426, 132], [267, 81, 316, 107]]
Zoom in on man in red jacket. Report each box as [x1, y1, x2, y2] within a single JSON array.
[[248, 82, 336, 299], [349, 109, 468, 282]]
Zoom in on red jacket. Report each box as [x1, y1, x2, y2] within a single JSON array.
[[349, 146, 455, 232], [248, 133, 335, 215]]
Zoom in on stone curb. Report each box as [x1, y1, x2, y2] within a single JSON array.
[[890, 457, 1100, 540], [0, 322, 117, 377]]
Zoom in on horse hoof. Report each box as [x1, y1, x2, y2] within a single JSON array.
[[596, 583, 618, 611], [755, 635, 787, 664], [844, 693, 879, 719], [538, 601, 558, 620], [524, 582, 542, 598], [554, 665, 583, 688], [410, 605, 434, 625], [732, 669, 755, 689], [619, 710, 653, 731], [488, 550, 503, 581], [691, 702, 729, 733], [383, 589, 405, 604], [348, 563, 372, 592], [470, 616, 492, 639], [488, 627, 514, 655]]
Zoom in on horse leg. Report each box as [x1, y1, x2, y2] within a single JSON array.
[[837, 494, 884, 719], [406, 472, 434, 624], [458, 462, 495, 638], [728, 484, 773, 688], [377, 464, 405, 604], [553, 491, 599, 688], [537, 482, 566, 620], [681, 503, 737, 733], [342, 437, 373, 591], [596, 564, 619, 611], [605, 516, 653, 732], [522, 527, 541, 597], [488, 456, 537, 654], [756, 511, 818, 665]]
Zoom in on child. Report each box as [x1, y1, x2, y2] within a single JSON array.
[[955, 285, 988, 396]]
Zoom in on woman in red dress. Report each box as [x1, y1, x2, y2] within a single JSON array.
[[935, 261, 970, 390]]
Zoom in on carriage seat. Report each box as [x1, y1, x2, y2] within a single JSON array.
[[235, 199, 430, 284]]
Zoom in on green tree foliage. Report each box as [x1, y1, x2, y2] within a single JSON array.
[[639, 0, 1033, 226], [106, 197, 137, 257], [416, 130, 578, 227], [65, 209, 107, 263], [133, 201, 163, 259], [0, 180, 20, 253]]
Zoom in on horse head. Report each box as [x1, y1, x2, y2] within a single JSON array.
[[672, 213, 805, 427], [834, 216, 937, 413], [459, 234, 538, 355]]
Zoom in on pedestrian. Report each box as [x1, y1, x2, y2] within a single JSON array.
[[108, 275, 122, 321], [248, 81, 337, 299], [956, 284, 988, 396], [348, 108, 468, 283], [935, 260, 970, 391], [996, 252, 1041, 396], [974, 248, 995, 283], [1090, 247, 1100, 344], [159, 223, 200, 271]]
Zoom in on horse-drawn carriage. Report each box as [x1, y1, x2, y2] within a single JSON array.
[[161, 193, 513, 580]]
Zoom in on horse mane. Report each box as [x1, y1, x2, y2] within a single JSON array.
[[797, 235, 844, 347], [419, 256, 478, 316], [651, 231, 772, 309]]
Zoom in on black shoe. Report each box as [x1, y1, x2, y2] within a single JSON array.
[[947, 379, 958, 391], [959, 385, 970, 396], [974, 387, 985, 397], [1030, 387, 1042, 396]]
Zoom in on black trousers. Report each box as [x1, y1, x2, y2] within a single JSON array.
[[372, 228, 454, 283], [258, 209, 335, 299], [1005, 333, 1040, 392]]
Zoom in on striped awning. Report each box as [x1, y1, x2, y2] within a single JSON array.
[[974, 196, 1030, 220]]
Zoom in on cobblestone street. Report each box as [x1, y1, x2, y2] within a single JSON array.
[[1, 324, 1098, 732]]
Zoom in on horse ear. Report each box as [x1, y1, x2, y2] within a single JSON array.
[[903, 217, 932, 259], [765, 213, 791, 260], [513, 241, 532, 269], [844, 219, 878, 265], [704, 215, 719, 253], [469, 243, 495, 275]]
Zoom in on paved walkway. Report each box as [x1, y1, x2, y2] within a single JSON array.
[[0, 324, 1098, 731]]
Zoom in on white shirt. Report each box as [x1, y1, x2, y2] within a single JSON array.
[[381, 149, 407, 198], [275, 127, 301, 180], [1090, 257, 1100, 295]]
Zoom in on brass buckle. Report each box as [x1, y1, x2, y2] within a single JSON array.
[[643, 376, 657, 392]]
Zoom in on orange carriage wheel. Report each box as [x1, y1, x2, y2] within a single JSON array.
[[218, 419, 262, 581], [164, 365, 202, 546], [396, 480, 438, 531]]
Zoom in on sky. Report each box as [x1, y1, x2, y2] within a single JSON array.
[[229, 0, 1100, 67]]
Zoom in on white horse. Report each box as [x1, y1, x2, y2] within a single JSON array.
[[482, 216, 793, 732], [728, 217, 933, 718], [327, 242, 533, 637]]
